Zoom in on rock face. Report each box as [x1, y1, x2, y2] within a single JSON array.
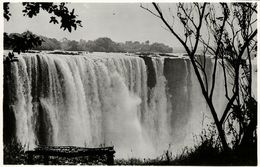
[[3, 52, 233, 158], [164, 58, 192, 138], [139, 55, 156, 89]]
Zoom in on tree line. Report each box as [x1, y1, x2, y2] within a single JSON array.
[[4, 2, 257, 165], [4, 31, 173, 53]]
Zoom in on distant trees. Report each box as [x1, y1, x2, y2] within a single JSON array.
[[36, 36, 61, 51], [4, 32, 173, 53], [150, 42, 173, 53], [4, 31, 43, 54], [122, 40, 172, 53], [4, 2, 82, 55], [90, 37, 123, 52], [142, 2, 257, 155], [4, 3, 173, 54]]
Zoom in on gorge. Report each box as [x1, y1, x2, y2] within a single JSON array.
[[3, 52, 243, 158]]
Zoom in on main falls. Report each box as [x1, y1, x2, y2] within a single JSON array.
[[4, 52, 235, 158]]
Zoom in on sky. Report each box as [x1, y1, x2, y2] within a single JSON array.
[[4, 3, 185, 49]]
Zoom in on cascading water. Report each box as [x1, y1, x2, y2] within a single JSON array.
[[4, 52, 233, 158]]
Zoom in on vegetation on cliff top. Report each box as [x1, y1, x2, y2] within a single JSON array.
[[4, 31, 173, 53]]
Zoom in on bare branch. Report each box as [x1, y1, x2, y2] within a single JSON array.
[[191, 3, 208, 55], [140, 3, 160, 18], [220, 92, 237, 124], [178, 3, 198, 29], [220, 55, 230, 100], [152, 2, 191, 55], [210, 3, 229, 99]]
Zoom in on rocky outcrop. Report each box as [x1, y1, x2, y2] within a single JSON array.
[[164, 58, 191, 139], [139, 56, 156, 89]]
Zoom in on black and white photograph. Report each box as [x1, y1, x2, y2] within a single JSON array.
[[3, 1, 258, 165]]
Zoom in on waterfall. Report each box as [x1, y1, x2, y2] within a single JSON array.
[[4, 52, 232, 158]]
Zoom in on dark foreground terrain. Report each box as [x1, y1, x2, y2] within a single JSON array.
[[4, 138, 256, 165]]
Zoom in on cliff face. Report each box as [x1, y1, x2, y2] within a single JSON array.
[[3, 52, 238, 158], [139, 55, 156, 89], [164, 58, 192, 138]]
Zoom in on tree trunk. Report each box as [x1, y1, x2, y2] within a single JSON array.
[[206, 97, 230, 151]]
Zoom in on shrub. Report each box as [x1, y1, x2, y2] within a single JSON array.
[[4, 139, 27, 164]]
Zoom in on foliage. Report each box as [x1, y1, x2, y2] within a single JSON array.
[[29, 155, 109, 165], [4, 139, 26, 164], [122, 40, 173, 53], [3, 140, 109, 165], [36, 36, 61, 50], [142, 2, 257, 153], [116, 122, 256, 165], [4, 3, 11, 21], [4, 32, 173, 53], [4, 31, 43, 54], [4, 2, 82, 32], [58, 37, 172, 53], [203, 3, 257, 150], [4, 2, 82, 55], [7, 122, 246, 165]]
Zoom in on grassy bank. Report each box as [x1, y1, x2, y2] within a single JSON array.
[[115, 141, 256, 165], [4, 127, 257, 165]]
